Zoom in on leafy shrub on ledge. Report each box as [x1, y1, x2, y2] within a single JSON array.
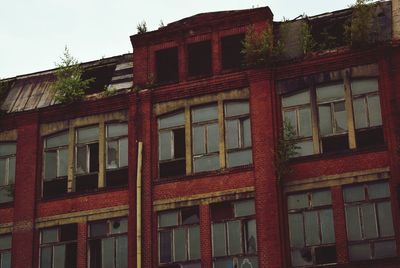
[[345, 0, 375, 48]]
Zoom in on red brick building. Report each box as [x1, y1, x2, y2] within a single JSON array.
[[1, 1, 400, 268]]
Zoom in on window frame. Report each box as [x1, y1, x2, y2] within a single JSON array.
[[0, 142, 16, 204], [0, 234, 12, 268]]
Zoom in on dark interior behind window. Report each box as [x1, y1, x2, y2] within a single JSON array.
[[156, 47, 179, 84], [188, 41, 212, 77], [221, 34, 245, 70], [81, 64, 116, 95]]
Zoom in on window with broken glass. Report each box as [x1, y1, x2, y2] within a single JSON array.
[[211, 199, 258, 268], [88, 218, 128, 268], [224, 101, 252, 168], [75, 126, 99, 192], [158, 207, 201, 268], [0, 234, 11, 268], [40, 224, 77, 268], [287, 189, 336, 267], [43, 132, 68, 198], [158, 111, 186, 178], [106, 123, 128, 188], [0, 143, 16, 204], [343, 181, 396, 261]]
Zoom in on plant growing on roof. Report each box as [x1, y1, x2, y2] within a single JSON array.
[[137, 21, 147, 34], [300, 17, 316, 55], [241, 25, 274, 67], [53, 47, 94, 104]]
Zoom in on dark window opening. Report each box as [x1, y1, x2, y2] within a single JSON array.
[[221, 34, 245, 70], [315, 246, 337, 265], [211, 202, 234, 221], [106, 167, 128, 188], [43, 178, 68, 198], [159, 159, 186, 179], [321, 134, 349, 153], [356, 127, 384, 149], [173, 128, 185, 158], [188, 41, 212, 77], [81, 64, 116, 95], [156, 47, 179, 84], [89, 143, 99, 173], [60, 224, 77, 241], [89, 239, 102, 268], [75, 173, 98, 192]]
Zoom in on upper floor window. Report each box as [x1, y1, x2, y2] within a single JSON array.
[[106, 123, 128, 188], [187, 41, 212, 77], [211, 199, 257, 268], [221, 34, 245, 70], [343, 181, 396, 261], [88, 218, 128, 268], [156, 47, 179, 84], [158, 207, 201, 267], [0, 143, 16, 204], [287, 189, 336, 266], [0, 234, 11, 268], [40, 224, 77, 268], [43, 132, 68, 198]]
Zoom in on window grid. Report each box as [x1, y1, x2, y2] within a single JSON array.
[[0, 143, 16, 204], [0, 234, 11, 268], [106, 123, 128, 170]]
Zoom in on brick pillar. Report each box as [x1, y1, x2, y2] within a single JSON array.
[[331, 186, 348, 263], [76, 221, 88, 268], [248, 70, 283, 268], [11, 112, 39, 268], [393, 0, 400, 40], [178, 40, 187, 82], [212, 31, 221, 75], [200, 204, 212, 268]]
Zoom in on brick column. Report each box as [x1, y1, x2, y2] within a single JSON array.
[[248, 70, 283, 268], [200, 204, 212, 268], [77, 221, 88, 268], [11, 112, 39, 268], [212, 31, 221, 75], [331, 186, 348, 263]]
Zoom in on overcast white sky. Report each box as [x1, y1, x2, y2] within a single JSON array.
[[0, 0, 357, 78]]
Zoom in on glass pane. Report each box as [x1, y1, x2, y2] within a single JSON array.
[[343, 185, 365, 202], [8, 157, 15, 184], [368, 95, 382, 127], [102, 237, 115, 268], [304, 211, 319, 246], [107, 123, 128, 138], [42, 228, 58, 244], [299, 108, 311, 137], [312, 190, 332, 207], [227, 149, 252, 168], [287, 193, 308, 210], [284, 110, 297, 136], [0, 144, 16, 157], [193, 154, 219, 173], [77, 126, 98, 143], [291, 249, 313, 267], [90, 222, 108, 237], [158, 211, 178, 227], [348, 243, 371, 261], [295, 140, 313, 157], [0, 159, 6, 186], [0, 235, 11, 250], [351, 79, 378, 95], [243, 118, 252, 147], [192, 126, 205, 155], [214, 259, 232, 268], [174, 228, 187, 262], [116, 236, 128, 268], [235, 199, 255, 217], [288, 214, 305, 247], [189, 226, 200, 260], [320, 209, 335, 244], [207, 123, 219, 153], [110, 218, 128, 234], [58, 149, 68, 177], [225, 101, 249, 117], [317, 84, 344, 102], [353, 97, 368, 129], [225, 120, 239, 149], [368, 182, 390, 199], [318, 104, 333, 136], [227, 220, 241, 255], [40, 246, 52, 268], [159, 230, 172, 263], [334, 101, 347, 133], [119, 138, 128, 167], [212, 223, 226, 257], [158, 112, 184, 129], [107, 140, 119, 168], [361, 203, 378, 239], [44, 151, 57, 180], [377, 201, 394, 237], [282, 90, 310, 108], [159, 131, 172, 161], [245, 219, 257, 254], [46, 132, 68, 148], [54, 244, 66, 268], [1, 251, 11, 268], [0, 188, 13, 203], [182, 208, 199, 225], [345, 206, 362, 241], [192, 104, 218, 123], [374, 240, 397, 259], [76, 146, 87, 174]]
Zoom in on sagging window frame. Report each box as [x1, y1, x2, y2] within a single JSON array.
[[0, 142, 16, 205], [154, 88, 252, 180], [278, 64, 384, 157]]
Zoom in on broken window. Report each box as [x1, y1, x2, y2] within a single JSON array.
[[0, 234, 11, 268], [282, 90, 314, 156], [40, 224, 77, 268], [221, 34, 245, 70], [156, 47, 179, 84], [343, 181, 396, 261], [0, 143, 16, 204], [224, 101, 253, 167], [43, 132, 68, 198], [187, 41, 212, 77], [106, 123, 128, 188], [287, 190, 337, 266], [158, 111, 186, 178], [192, 104, 220, 173], [75, 126, 99, 192], [88, 218, 128, 268], [81, 64, 116, 95], [211, 199, 258, 268], [158, 207, 200, 267]]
